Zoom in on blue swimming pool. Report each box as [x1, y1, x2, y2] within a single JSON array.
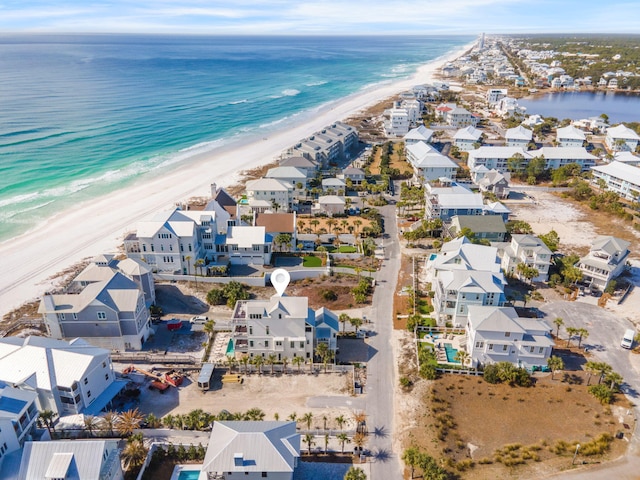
[[226, 338, 234, 356], [444, 343, 460, 363], [429, 253, 438, 261], [178, 470, 201, 480]]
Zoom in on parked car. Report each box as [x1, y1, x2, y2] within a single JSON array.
[[190, 315, 209, 324]]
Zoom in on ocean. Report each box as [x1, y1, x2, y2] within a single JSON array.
[[0, 34, 473, 242]]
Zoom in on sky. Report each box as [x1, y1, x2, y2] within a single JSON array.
[[1, 0, 639, 35]]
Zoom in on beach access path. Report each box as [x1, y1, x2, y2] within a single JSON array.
[[0, 41, 475, 318]]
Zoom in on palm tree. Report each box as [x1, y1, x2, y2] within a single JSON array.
[[353, 432, 367, 453], [303, 433, 315, 454], [566, 326, 579, 347], [302, 412, 314, 430], [266, 354, 278, 375], [585, 360, 600, 386], [203, 319, 215, 339], [161, 414, 175, 429], [251, 355, 265, 375], [100, 411, 118, 436], [83, 415, 99, 438], [339, 313, 350, 334], [39, 409, 57, 437], [292, 356, 304, 374], [337, 432, 350, 454], [349, 317, 363, 336], [324, 433, 330, 454], [402, 446, 421, 479], [553, 317, 564, 339], [594, 362, 613, 384], [315, 342, 333, 373], [240, 355, 250, 374], [322, 415, 328, 431], [226, 355, 236, 373], [454, 350, 469, 367], [145, 413, 161, 429], [344, 466, 367, 480], [116, 408, 144, 436], [185, 255, 192, 276], [297, 220, 306, 233], [605, 371, 624, 391], [121, 433, 148, 471], [577, 328, 589, 349], [335, 414, 346, 431], [354, 411, 367, 435], [547, 355, 564, 380], [282, 356, 289, 375], [287, 412, 298, 422], [310, 219, 320, 234]]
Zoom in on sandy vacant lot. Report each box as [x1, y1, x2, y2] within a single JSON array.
[[132, 369, 359, 430]]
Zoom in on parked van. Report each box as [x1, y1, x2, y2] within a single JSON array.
[[621, 329, 635, 349]]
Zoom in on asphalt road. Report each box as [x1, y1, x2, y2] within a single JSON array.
[[363, 188, 403, 479], [538, 300, 640, 479]]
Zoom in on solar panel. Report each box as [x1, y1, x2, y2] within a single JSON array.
[[0, 396, 27, 414]]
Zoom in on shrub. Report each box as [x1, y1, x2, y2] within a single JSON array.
[[206, 288, 226, 305], [399, 377, 413, 388], [420, 363, 438, 380], [321, 289, 338, 301]]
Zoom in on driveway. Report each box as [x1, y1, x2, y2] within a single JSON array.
[[538, 301, 640, 479]]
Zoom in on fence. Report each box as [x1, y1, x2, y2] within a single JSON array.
[[436, 368, 482, 376], [416, 326, 466, 335], [112, 352, 199, 365], [221, 363, 354, 376], [0, 318, 43, 337], [154, 273, 266, 287]]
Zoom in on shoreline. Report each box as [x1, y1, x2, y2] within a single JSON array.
[[0, 39, 476, 318]]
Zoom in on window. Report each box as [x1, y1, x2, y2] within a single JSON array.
[[87, 391, 91, 398], [502, 345, 508, 352], [539, 347, 544, 354], [488, 344, 493, 351], [530, 346, 535, 353], [102, 361, 106, 368], [290, 341, 295, 349], [264, 341, 269, 347], [275, 341, 283, 347], [151, 244, 155, 252], [142, 244, 147, 252], [84, 378, 88, 385], [105, 374, 109, 381], [253, 245, 260, 252], [475, 341, 483, 349], [57, 313, 65, 320], [72, 313, 78, 320], [249, 341, 254, 347], [300, 342, 304, 348], [262, 473, 268, 478], [266, 326, 270, 335], [232, 244, 239, 251], [97, 312, 106, 319], [505, 332, 510, 337], [249, 326, 253, 334]]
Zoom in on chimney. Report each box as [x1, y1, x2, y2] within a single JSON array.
[[210, 182, 218, 198]]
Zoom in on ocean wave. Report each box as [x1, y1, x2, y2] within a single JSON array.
[[305, 81, 328, 87], [0, 192, 42, 209], [281, 89, 300, 97], [0, 200, 55, 221], [229, 99, 249, 105]]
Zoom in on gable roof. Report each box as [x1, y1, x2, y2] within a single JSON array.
[[591, 235, 630, 256], [136, 208, 196, 239], [246, 178, 292, 192], [226, 226, 266, 248], [529, 147, 597, 161], [203, 421, 299, 474], [607, 124, 640, 140], [266, 166, 307, 180], [451, 215, 507, 234], [453, 126, 483, 141], [592, 161, 640, 186], [557, 125, 586, 141], [467, 306, 526, 333], [404, 125, 434, 141], [314, 307, 339, 331], [279, 156, 318, 169], [505, 125, 533, 141], [18, 440, 118, 480]]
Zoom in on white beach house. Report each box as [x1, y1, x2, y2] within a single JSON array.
[[591, 161, 640, 201], [467, 146, 531, 173], [453, 126, 483, 151], [505, 126, 533, 148], [406, 141, 458, 182], [466, 306, 554, 369], [495, 234, 552, 283], [246, 178, 293, 213], [576, 236, 630, 291], [404, 125, 434, 146], [0, 336, 122, 417], [556, 125, 586, 147], [605, 124, 640, 152], [0, 386, 39, 470], [529, 147, 597, 171]]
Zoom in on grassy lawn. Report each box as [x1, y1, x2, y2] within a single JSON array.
[[338, 246, 357, 253], [303, 255, 322, 267]]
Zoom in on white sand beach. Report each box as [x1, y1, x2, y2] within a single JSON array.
[[0, 42, 475, 318]]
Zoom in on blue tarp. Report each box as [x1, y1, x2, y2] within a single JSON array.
[[82, 379, 128, 416]]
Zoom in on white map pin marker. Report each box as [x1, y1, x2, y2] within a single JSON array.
[[271, 268, 290, 297]]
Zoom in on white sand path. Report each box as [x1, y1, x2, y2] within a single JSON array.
[[0, 42, 475, 317]]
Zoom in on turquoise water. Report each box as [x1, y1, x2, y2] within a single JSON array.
[[177, 470, 201, 480], [226, 339, 234, 356], [429, 253, 438, 261], [519, 91, 640, 124], [0, 34, 473, 242], [444, 343, 460, 363]]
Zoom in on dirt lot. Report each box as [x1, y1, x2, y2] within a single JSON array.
[[133, 369, 358, 430], [507, 190, 640, 259], [400, 374, 634, 479], [368, 142, 412, 176]]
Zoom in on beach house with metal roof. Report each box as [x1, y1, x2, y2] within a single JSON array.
[[453, 126, 483, 151], [505, 126, 533, 148], [576, 236, 630, 291], [529, 147, 597, 171], [467, 146, 531, 173], [605, 124, 640, 152], [591, 161, 640, 201], [448, 215, 507, 243], [0, 386, 39, 469], [406, 142, 458, 183], [202, 421, 299, 479], [495, 234, 552, 283], [15, 440, 123, 480], [246, 178, 293, 213], [0, 337, 121, 417], [404, 125, 434, 146], [466, 306, 554, 369], [224, 226, 272, 266], [266, 166, 308, 189], [556, 125, 586, 147]]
